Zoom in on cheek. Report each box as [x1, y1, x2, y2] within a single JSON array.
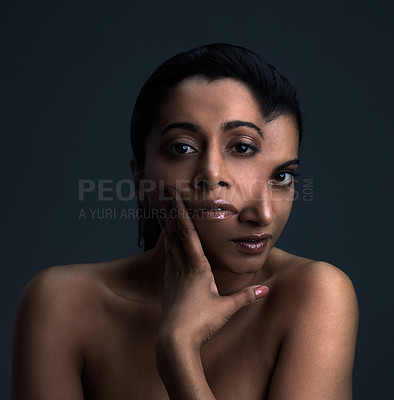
[[271, 187, 295, 207], [228, 167, 266, 201], [140, 160, 195, 210], [143, 156, 194, 187], [272, 189, 295, 229]]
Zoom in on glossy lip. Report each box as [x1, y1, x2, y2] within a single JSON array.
[[231, 233, 272, 255], [187, 200, 238, 220]]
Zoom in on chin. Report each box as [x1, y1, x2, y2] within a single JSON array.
[[203, 247, 271, 275]]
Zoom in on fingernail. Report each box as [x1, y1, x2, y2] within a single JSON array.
[[254, 285, 269, 300]]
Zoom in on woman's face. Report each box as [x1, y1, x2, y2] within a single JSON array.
[[142, 77, 299, 274]]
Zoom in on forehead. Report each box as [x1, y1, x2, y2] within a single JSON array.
[[154, 77, 299, 148], [158, 77, 262, 124]]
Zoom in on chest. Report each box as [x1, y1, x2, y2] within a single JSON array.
[[82, 303, 278, 399]]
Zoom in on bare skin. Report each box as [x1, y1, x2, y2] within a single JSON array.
[[12, 244, 358, 399], [12, 78, 359, 399]]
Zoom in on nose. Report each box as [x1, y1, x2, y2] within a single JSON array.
[[191, 146, 232, 191], [238, 182, 274, 226]]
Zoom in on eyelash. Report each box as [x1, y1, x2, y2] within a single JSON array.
[[270, 170, 299, 187], [229, 142, 260, 156], [161, 142, 196, 157], [161, 141, 260, 158]]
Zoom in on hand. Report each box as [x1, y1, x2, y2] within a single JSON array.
[[157, 187, 269, 349]]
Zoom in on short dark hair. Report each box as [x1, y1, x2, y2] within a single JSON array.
[[130, 43, 303, 250]]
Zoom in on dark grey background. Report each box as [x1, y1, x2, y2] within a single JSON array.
[[2, 0, 393, 398]]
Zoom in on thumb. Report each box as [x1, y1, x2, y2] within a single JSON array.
[[229, 285, 269, 313]]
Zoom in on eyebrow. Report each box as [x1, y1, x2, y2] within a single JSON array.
[[222, 120, 263, 138], [160, 122, 199, 136], [274, 159, 300, 171], [159, 120, 263, 138]]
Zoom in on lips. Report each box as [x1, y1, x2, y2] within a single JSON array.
[[231, 233, 272, 255], [187, 200, 238, 220]]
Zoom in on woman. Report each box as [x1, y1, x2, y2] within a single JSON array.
[[12, 43, 358, 399]]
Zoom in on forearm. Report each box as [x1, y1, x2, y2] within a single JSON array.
[[156, 336, 215, 400]]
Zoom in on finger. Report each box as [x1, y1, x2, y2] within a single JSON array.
[[162, 231, 176, 280], [156, 189, 171, 230], [169, 188, 207, 269], [159, 189, 186, 273], [228, 285, 269, 313]]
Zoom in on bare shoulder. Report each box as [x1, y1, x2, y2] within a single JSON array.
[[266, 249, 359, 399], [15, 251, 160, 336], [270, 248, 358, 312], [15, 255, 144, 343], [12, 256, 144, 400], [268, 248, 359, 347], [19, 261, 114, 311], [22, 262, 100, 299]]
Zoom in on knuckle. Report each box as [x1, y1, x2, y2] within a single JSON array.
[[185, 257, 208, 275], [178, 226, 194, 240], [243, 288, 254, 305], [185, 263, 202, 275]]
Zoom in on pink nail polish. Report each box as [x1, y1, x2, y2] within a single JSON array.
[[254, 285, 269, 300]]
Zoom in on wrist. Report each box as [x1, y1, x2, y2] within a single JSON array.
[[157, 320, 202, 346], [155, 330, 215, 399], [156, 328, 201, 359]]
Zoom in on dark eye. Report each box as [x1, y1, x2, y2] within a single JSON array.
[[271, 171, 295, 186], [231, 142, 259, 155], [162, 142, 197, 156], [173, 143, 195, 154]]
